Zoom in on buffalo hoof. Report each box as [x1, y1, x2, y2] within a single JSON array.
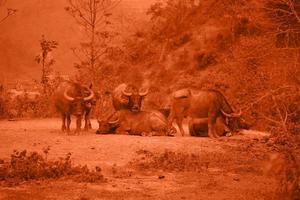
[[167, 133, 175, 137], [209, 133, 220, 139], [61, 126, 66, 132], [225, 132, 233, 137], [141, 132, 152, 137], [167, 127, 177, 136], [84, 125, 92, 131], [66, 130, 71, 135]]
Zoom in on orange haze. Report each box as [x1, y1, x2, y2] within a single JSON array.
[[0, 0, 156, 83]]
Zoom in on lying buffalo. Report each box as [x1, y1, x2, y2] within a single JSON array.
[[96, 109, 176, 136], [168, 89, 248, 138], [112, 83, 148, 112], [188, 117, 230, 137], [53, 81, 95, 133]]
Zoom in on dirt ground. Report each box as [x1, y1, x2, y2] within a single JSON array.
[[0, 118, 279, 200]]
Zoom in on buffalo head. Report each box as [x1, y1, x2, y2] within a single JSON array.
[[96, 113, 120, 134], [221, 109, 250, 132], [121, 85, 148, 112], [63, 83, 95, 116]]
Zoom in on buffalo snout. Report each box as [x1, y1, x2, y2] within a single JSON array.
[[96, 120, 119, 134]]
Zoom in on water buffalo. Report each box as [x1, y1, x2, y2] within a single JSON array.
[[53, 81, 95, 133], [112, 83, 148, 112], [168, 89, 244, 138], [188, 117, 230, 137], [96, 109, 176, 136]]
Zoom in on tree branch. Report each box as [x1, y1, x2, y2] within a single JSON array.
[[0, 8, 17, 24], [287, 0, 300, 26]]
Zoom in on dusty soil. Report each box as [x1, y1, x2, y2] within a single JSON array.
[[0, 118, 279, 200]]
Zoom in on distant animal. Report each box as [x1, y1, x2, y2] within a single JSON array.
[[53, 81, 95, 133], [111, 83, 148, 112], [96, 109, 176, 136], [168, 89, 247, 138], [7, 89, 41, 101]]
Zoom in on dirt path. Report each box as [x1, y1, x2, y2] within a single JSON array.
[[0, 118, 278, 200]]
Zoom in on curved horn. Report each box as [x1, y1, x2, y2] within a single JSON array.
[[122, 88, 132, 96], [139, 88, 149, 96], [83, 88, 94, 101], [221, 109, 242, 118], [108, 117, 119, 124], [64, 90, 74, 101], [234, 109, 242, 117]]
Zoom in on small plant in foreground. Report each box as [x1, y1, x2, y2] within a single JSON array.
[[0, 149, 105, 186]]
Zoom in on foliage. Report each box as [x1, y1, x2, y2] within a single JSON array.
[[265, 0, 300, 48], [65, 0, 121, 87], [0, 149, 105, 186], [0, 74, 65, 118], [35, 35, 59, 94]]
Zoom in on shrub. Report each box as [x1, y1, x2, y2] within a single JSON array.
[[0, 149, 105, 186], [194, 51, 217, 69]]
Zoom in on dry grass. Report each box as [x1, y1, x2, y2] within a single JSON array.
[[130, 150, 206, 172], [0, 148, 105, 186], [130, 145, 265, 175], [267, 134, 300, 200]]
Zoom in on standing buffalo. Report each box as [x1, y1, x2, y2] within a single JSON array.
[[96, 109, 176, 136], [112, 83, 148, 112], [168, 89, 245, 138], [53, 81, 95, 133]]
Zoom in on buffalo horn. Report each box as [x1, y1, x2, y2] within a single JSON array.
[[63, 90, 74, 101], [221, 109, 242, 118], [108, 117, 119, 124], [83, 88, 94, 101], [122, 88, 132, 96], [139, 88, 149, 96]]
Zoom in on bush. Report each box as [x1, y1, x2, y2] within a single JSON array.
[[0, 149, 105, 186], [194, 51, 217, 69], [130, 150, 205, 172]]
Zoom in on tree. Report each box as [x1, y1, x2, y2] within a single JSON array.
[[35, 35, 59, 94], [265, 0, 300, 48], [147, 0, 196, 62], [0, 0, 17, 24], [65, 0, 121, 86]]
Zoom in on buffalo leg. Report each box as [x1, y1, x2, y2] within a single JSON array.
[[75, 115, 82, 133], [189, 118, 209, 136], [176, 117, 185, 136], [168, 109, 184, 136], [167, 109, 175, 128], [208, 114, 217, 138], [61, 114, 66, 132], [84, 111, 91, 131], [66, 115, 71, 132], [188, 119, 195, 136]]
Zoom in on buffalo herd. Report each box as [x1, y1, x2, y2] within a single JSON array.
[[52, 81, 249, 138]]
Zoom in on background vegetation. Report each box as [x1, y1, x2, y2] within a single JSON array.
[[0, 0, 299, 197]]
